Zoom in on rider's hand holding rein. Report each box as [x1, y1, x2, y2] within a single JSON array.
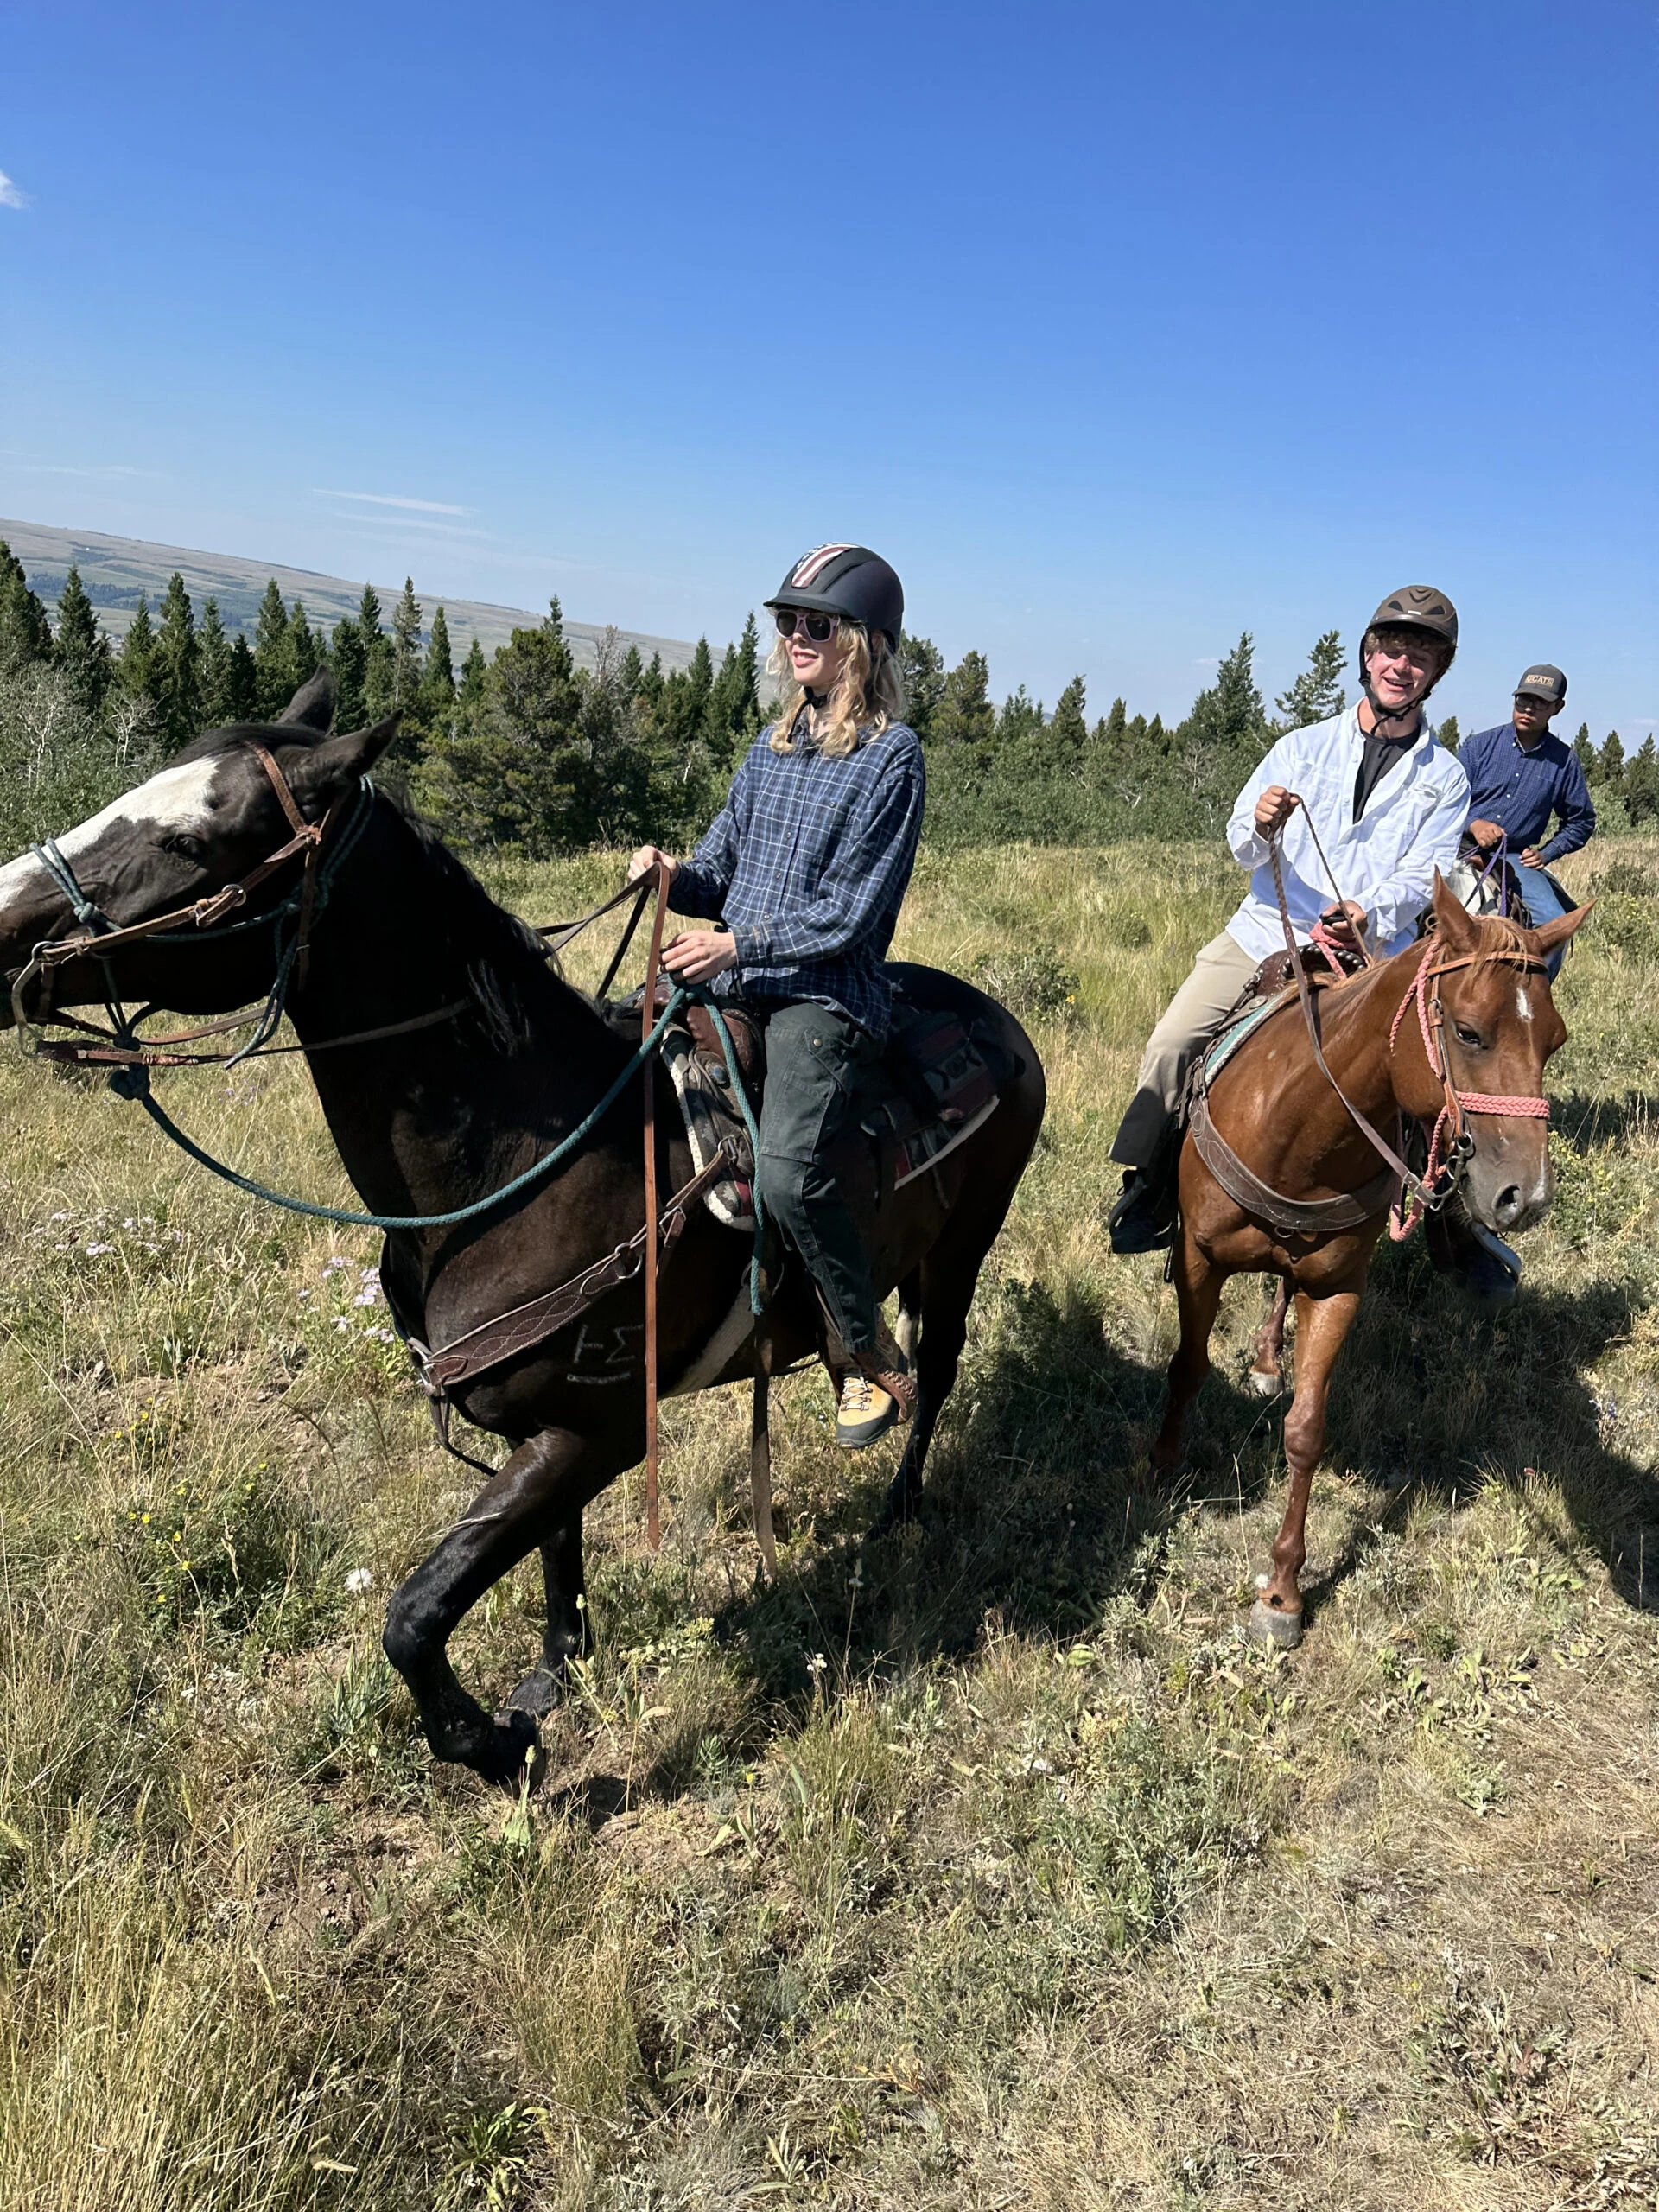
[[628, 844, 680, 886], [1254, 785, 1301, 838], [662, 928, 738, 983]]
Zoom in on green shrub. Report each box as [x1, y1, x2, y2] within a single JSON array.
[[971, 941, 1080, 1022]]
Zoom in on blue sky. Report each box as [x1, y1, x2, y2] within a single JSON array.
[[3, 0, 1655, 738]]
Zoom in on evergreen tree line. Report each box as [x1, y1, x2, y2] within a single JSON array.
[[0, 542, 765, 858], [900, 626, 1348, 845], [3, 538, 1649, 856]]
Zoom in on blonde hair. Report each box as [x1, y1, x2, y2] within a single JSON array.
[[766, 620, 906, 760]]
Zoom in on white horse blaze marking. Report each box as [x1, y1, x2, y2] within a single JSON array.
[[1516, 982, 1534, 1022], [0, 757, 225, 921]]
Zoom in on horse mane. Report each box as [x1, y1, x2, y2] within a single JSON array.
[[1462, 907, 1534, 974], [171, 722, 616, 1056]]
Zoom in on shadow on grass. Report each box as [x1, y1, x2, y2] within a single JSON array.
[[715, 1242, 1659, 1711], [1549, 1090, 1659, 1149], [715, 1274, 1281, 1704]]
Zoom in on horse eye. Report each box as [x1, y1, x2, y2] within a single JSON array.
[[1454, 1021, 1483, 1048], [163, 832, 206, 864]]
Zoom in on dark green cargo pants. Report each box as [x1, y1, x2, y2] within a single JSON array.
[[753, 999, 885, 1355]]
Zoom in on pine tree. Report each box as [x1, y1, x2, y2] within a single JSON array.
[[119, 594, 158, 702], [252, 580, 291, 718], [331, 617, 367, 732], [1573, 722, 1595, 777], [425, 606, 454, 697], [0, 542, 54, 672], [702, 616, 762, 771], [620, 643, 644, 696], [456, 638, 489, 729], [53, 563, 113, 708], [1599, 730, 1625, 787], [639, 652, 664, 709], [899, 632, 945, 741], [226, 635, 258, 721], [1435, 714, 1460, 754], [1274, 630, 1346, 729], [1626, 736, 1659, 825], [933, 651, 995, 746], [286, 600, 322, 688], [196, 597, 235, 728], [416, 600, 588, 852], [660, 639, 715, 763], [392, 578, 423, 707], [153, 573, 200, 746], [421, 606, 456, 747], [358, 583, 394, 722], [1048, 675, 1088, 759]]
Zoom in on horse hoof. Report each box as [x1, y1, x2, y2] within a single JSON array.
[[1247, 1366, 1285, 1399], [476, 1707, 543, 1788], [1246, 1598, 1304, 1650], [505, 1666, 565, 1720]]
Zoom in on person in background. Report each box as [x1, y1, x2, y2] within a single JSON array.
[[1461, 664, 1591, 981]]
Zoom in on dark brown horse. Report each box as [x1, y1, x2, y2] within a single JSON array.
[[1152, 877, 1588, 1645], [0, 681, 1046, 1784]]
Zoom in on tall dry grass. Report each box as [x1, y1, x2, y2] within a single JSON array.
[[0, 837, 1655, 2209]]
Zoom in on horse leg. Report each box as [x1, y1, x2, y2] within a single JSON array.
[[384, 1425, 605, 1784], [869, 1248, 988, 1536], [1150, 1229, 1224, 1473], [1249, 1276, 1292, 1398], [1248, 1284, 1362, 1649], [505, 1514, 590, 1719]]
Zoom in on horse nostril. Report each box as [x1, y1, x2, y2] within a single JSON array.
[[1494, 1184, 1523, 1225]]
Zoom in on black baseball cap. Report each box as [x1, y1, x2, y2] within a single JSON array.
[[1516, 664, 1567, 702]]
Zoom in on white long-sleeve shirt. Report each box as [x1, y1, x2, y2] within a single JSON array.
[[1225, 706, 1471, 961]]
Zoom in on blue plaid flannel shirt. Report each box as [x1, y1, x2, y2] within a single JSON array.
[[669, 716, 925, 1037]]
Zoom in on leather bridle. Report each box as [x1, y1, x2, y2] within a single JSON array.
[[6, 744, 415, 1069]]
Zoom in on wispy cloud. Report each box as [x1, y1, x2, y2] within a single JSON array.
[[10, 460, 145, 479], [314, 488, 469, 516], [330, 515, 491, 542], [0, 171, 28, 212]]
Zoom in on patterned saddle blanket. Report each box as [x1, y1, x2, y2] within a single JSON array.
[[612, 982, 1015, 1233]]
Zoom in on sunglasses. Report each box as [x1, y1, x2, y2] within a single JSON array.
[[774, 609, 837, 644]]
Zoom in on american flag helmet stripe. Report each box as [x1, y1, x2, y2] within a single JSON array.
[[789, 544, 855, 587]]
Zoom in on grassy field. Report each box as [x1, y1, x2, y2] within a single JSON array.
[[2, 836, 1657, 2211]]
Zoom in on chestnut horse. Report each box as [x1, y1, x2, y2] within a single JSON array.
[[1151, 874, 1589, 1646]]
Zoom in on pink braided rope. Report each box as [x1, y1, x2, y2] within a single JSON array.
[[1384, 946, 1550, 1242]]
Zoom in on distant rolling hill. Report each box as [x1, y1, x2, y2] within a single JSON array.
[[0, 517, 700, 677]]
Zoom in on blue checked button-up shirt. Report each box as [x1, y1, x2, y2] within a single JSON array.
[[1459, 722, 1596, 865], [670, 717, 925, 1037]]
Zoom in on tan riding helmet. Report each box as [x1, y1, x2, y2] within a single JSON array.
[[1363, 585, 1459, 705]]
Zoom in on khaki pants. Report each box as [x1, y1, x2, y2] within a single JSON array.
[[1110, 930, 1260, 1168]]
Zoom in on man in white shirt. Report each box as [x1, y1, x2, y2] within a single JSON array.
[[1109, 586, 1470, 1254]]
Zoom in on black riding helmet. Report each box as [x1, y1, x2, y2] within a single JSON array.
[[766, 544, 905, 650]]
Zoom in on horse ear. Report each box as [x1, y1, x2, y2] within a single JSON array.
[[1429, 868, 1478, 954], [282, 715, 401, 807], [277, 668, 337, 733], [1534, 897, 1594, 956]]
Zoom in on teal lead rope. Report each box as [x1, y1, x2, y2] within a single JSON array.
[[111, 989, 692, 1231]]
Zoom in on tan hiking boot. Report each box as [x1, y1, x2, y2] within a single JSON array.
[[836, 1369, 900, 1450], [836, 1328, 917, 1449]]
